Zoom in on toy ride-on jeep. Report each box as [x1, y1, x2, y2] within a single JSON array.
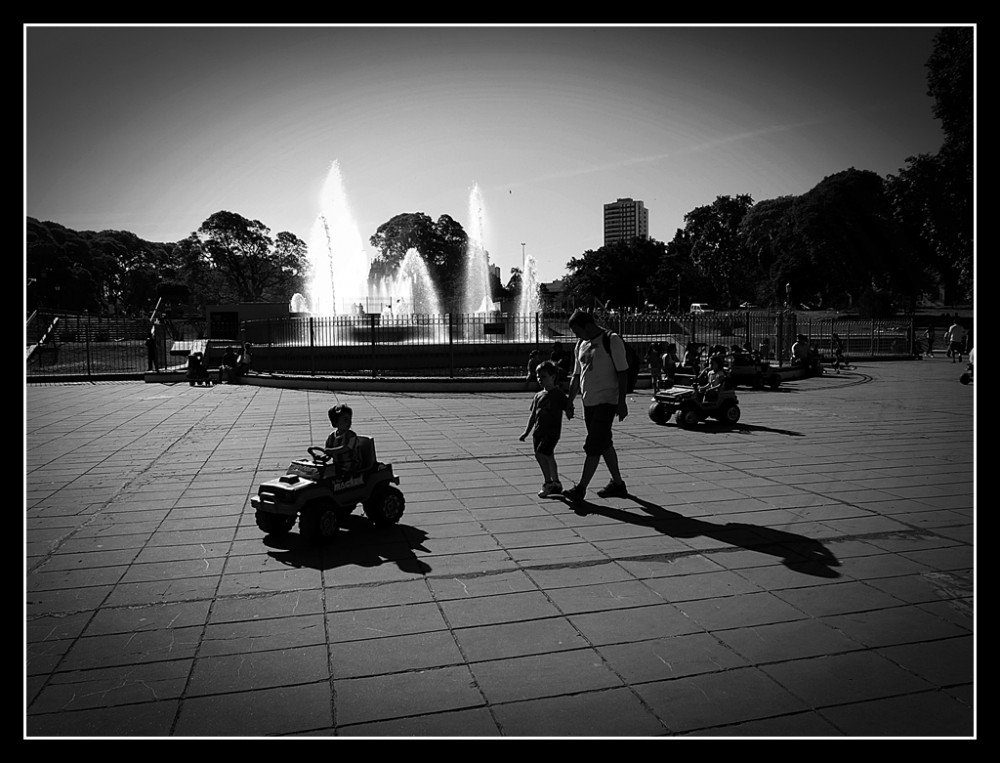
[[250, 436, 404, 543], [727, 351, 781, 390], [648, 378, 742, 428]]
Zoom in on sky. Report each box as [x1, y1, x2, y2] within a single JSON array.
[[25, 24, 957, 287]]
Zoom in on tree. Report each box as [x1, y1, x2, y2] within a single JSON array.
[[369, 212, 469, 310], [682, 194, 755, 309], [196, 211, 306, 303], [562, 238, 667, 310], [885, 27, 973, 303]]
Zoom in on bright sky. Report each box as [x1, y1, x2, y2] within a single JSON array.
[[25, 24, 953, 285]]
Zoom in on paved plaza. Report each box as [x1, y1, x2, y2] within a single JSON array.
[[25, 358, 975, 738]]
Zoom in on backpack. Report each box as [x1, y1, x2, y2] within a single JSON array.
[[601, 331, 641, 393]]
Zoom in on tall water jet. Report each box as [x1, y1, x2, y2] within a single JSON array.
[[463, 183, 494, 315], [372, 248, 443, 316], [515, 253, 540, 340], [298, 161, 371, 315]]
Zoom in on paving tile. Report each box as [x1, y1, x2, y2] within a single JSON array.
[[615, 552, 726, 579], [426, 569, 539, 600], [338, 706, 501, 736], [453, 616, 588, 662], [641, 569, 764, 602], [334, 665, 484, 726], [199, 613, 327, 657], [760, 651, 934, 707], [674, 592, 806, 631], [713, 618, 864, 663], [492, 687, 667, 737], [326, 602, 448, 643], [31, 660, 193, 713], [634, 666, 810, 733], [874, 635, 974, 687], [523, 560, 633, 590], [84, 599, 212, 636], [597, 632, 748, 684], [186, 644, 330, 696], [438, 590, 560, 628], [816, 690, 974, 737], [175, 682, 333, 736], [210, 588, 325, 623], [772, 580, 905, 616], [569, 603, 700, 645], [60, 625, 204, 671], [682, 710, 844, 737], [819, 605, 969, 648], [469, 649, 623, 704], [27, 700, 180, 737], [103, 577, 221, 607], [329, 630, 464, 678]]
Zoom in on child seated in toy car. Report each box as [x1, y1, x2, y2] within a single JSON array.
[[692, 355, 728, 402], [324, 404, 362, 476]]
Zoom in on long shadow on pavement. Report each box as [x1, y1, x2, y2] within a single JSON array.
[[563, 494, 841, 578], [261, 515, 433, 575]]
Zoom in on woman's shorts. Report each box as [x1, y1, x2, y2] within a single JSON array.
[[532, 433, 559, 456], [583, 403, 617, 456]]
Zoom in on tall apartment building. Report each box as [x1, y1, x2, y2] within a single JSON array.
[[603, 197, 649, 246]]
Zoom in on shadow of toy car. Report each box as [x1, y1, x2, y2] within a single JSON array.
[[648, 378, 742, 428], [250, 437, 404, 543]]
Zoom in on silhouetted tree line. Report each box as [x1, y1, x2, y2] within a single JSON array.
[[27, 29, 971, 319], [562, 28, 973, 315]]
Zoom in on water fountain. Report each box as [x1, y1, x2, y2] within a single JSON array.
[[463, 183, 495, 315], [290, 161, 444, 321], [515, 253, 540, 341], [263, 163, 539, 374]]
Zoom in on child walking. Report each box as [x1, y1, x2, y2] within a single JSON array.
[[519, 361, 573, 497]]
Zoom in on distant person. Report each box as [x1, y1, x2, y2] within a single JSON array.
[[145, 329, 159, 372], [661, 343, 678, 387], [185, 351, 209, 384], [562, 309, 630, 504], [526, 349, 542, 387], [830, 333, 846, 372], [519, 360, 573, 498], [550, 341, 572, 391], [219, 346, 239, 384], [236, 342, 253, 377], [645, 343, 664, 393], [923, 326, 936, 358], [945, 319, 967, 363]]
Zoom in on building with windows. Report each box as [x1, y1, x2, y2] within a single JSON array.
[[603, 197, 649, 246]]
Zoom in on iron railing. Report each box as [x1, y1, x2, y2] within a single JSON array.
[[26, 308, 939, 381]]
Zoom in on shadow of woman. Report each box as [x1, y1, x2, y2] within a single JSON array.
[[264, 515, 432, 575], [568, 495, 840, 578]]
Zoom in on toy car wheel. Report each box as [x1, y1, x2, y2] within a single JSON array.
[[676, 406, 701, 428], [255, 510, 295, 536], [959, 373, 971, 385], [719, 402, 742, 425], [752, 374, 764, 390], [769, 374, 781, 390], [648, 402, 669, 424], [363, 485, 406, 527], [299, 499, 339, 542]]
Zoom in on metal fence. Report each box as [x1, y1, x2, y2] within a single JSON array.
[[26, 309, 927, 380], [25, 311, 190, 380]]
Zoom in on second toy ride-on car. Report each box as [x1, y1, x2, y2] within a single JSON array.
[[648, 379, 742, 428], [250, 437, 404, 543]]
